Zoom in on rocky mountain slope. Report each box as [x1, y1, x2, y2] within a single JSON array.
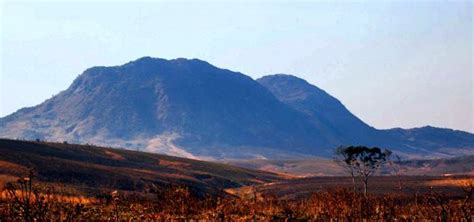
[[1, 57, 473, 159]]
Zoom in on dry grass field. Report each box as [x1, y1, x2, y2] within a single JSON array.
[[239, 175, 473, 199], [0, 139, 472, 221]]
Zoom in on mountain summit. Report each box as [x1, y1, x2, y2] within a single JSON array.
[[1, 57, 473, 159]]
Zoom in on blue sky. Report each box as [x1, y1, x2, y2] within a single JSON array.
[[1, 1, 473, 132]]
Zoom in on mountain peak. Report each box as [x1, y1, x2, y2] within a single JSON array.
[[0, 58, 335, 158], [124, 56, 212, 67], [1, 58, 473, 159], [259, 73, 306, 81], [258, 74, 311, 88]]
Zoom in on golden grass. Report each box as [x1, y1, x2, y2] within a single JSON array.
[[2, 182, 472, 221], [0, 190, 98, 204], [427, 178, 474, 187]]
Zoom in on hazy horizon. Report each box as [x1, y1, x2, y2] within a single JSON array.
[[1, 1, 473, 133]]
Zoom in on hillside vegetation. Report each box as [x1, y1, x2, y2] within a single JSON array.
[[0, 139, 284, 196]]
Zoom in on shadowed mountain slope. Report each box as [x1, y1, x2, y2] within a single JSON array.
[[257, 74, 379, 145], [1, 57, 473, 158], [257, 74, 474, 157]]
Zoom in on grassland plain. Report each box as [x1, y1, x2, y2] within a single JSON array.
[[0, 139, 472, 221]]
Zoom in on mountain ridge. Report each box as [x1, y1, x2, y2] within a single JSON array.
[[1, 57, 473, 159]]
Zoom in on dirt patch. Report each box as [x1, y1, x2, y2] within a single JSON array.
[[104, 150, 126, 160], [159, 159, 190, 168], [129, 168, 196, 181], [225, 185, 265, 201], [156, 172, 196, 181]]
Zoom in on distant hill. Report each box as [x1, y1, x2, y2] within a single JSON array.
[[257, 74, 474, 158], [0, 57, 473, 158], [0, 139, 285, 195]]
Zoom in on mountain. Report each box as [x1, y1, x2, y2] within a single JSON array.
[[0, 57, 342, 158], [381, 126, 474, 157], [1, 57, 473, 159], [0, 139, 285, 195], [257, 74, 380, 145], [257, 74, 474, 158]]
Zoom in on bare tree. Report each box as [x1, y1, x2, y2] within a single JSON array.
[[335, 146, 391, 197], [334, 146, 357, 192]]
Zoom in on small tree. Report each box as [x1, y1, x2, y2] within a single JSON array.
[[334, 146, 357, 192], [335, 146, 391, 197]]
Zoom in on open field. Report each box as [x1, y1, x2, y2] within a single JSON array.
[[1, 174, 472, 221], [237, 175, 474, 199], [0, 139, 472, 220], [226, 155, 474, 177]]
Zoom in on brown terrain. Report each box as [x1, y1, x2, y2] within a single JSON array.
[[0, 139, 472, 220], [0, 139, 285, 196]]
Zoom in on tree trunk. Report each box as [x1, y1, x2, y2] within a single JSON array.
[[363, 178, 368, 198], [351, 174, 356, 193]]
